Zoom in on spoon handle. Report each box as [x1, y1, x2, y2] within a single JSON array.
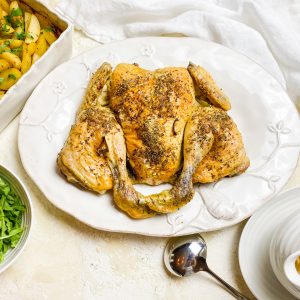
[[205, 267, 251, 300]]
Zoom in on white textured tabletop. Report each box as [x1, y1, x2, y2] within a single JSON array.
[[0, 31, 299, 300]]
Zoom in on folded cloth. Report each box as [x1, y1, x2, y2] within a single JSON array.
[[42, 0, 300, 108]]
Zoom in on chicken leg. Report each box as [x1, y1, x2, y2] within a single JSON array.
[[105, 131, 156, 219]]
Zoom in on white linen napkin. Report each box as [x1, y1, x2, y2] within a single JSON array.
[[43, 0, 300, 109]]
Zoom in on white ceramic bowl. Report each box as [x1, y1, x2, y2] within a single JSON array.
[[0, 164, 32, 274], [0, 0, 73, 133], [284, 250, 300, 289], [269, 210, 300, 299]]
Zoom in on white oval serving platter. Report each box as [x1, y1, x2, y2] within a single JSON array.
[[18, 37, 300, 236]]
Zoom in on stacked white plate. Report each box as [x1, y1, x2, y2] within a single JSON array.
[[239, 188, 300, 300]]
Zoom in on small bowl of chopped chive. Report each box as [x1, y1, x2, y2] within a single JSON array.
[[0, 164, 32, 273]]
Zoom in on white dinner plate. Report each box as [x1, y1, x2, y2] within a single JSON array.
[[239, 188, 300, 300], [18, 37, 300, 236]]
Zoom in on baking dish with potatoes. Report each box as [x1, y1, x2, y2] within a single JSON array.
[[0, 0, 72, 132]]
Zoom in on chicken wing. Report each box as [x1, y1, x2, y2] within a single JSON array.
[[188, 62, 231, 111]]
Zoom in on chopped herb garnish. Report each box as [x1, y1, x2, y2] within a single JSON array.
[[0, 176, 25, 263], [0, 41, 10, 51], [44, 26, 54, 32], [13, 20, 23, 28], [4, 15, 11, 24], [8, 74, 17, 80], [14, 32, 25, 40], [0, 42, 11, 54], [11, 8, 23, 17], [11, 46, 22, 54], [8, 8, 24, 28], [4, 40, 10, 46], [1, 24, 10, 33], [0, 78, 4, 83], [14, 32, 33, 40], [0, 49, 11, 54]]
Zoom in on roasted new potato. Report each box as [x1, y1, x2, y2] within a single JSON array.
[[0, 0, 59, 99], [0, 67, 21, 90]]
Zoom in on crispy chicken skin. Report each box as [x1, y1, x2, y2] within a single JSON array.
[[57, 62, 249, 218]]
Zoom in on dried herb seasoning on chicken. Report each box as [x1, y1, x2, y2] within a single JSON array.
[[57, 62, 249, 219]]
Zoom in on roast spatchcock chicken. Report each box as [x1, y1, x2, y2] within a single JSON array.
[[57, 62, 249, 219]]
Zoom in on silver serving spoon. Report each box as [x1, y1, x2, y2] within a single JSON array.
[[164, 234, 250, 300]]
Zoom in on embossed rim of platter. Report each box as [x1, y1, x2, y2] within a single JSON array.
[[18, 37, 300, 236]]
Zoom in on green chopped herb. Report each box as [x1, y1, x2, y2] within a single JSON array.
[[1, 24, 10, 33], [0, 49, 11, 54], [0, 40, 11, 48], [0, 42, 12, 53], [14, 32, 25, 40], [8, 74, 17, 80], [11, 8, 23, 17], [0, 78, 4, 83], [8, 8, 24, 28], [13, 20, 23, 28], [44, 26, 54, 32], [4, 15, 12, 24], [0, 176, 25, 263], [11, 46, 22, 54]]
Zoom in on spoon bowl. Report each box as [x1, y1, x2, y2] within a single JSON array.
[[164, 234, 250, 300], [164, 234, 207, 277]]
